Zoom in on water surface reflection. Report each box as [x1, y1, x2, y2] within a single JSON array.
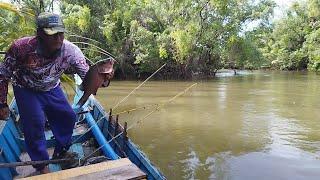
[[96, 71, 320, 179]]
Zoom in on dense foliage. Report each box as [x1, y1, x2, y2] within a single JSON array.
[[256, 0, 320, 71], [1, 0, 318, 78], [60, 0, 275, 78]]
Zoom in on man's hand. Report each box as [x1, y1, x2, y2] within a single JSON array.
[[0, 106, 9, 120]]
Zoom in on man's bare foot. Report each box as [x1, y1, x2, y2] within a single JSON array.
[[39, 166, 50, 174]]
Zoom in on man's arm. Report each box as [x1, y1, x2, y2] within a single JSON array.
[[0, 43, 17, 119], [66, 45, 89, 79], [69, 45, 114, 84]]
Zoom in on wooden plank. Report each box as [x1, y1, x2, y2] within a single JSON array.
[[68, 164, 146, 180], [20, 158, 145, 180]]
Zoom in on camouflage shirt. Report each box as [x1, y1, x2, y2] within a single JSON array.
[[0, 36, 89, 104]]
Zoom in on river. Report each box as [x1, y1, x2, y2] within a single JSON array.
[[95, 71, 320, 180]]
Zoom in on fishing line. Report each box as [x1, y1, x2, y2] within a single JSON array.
[[80, 83, 197, 162], [127, 83, 197, 129], [84, 56, 94, 65], [113, 103, 159, 116], [71, 41, 115, 59], [73, 63, 166, 144], [66, 33, 102, 45], [112, 63, 167, 111], [80, 47, 112, 59]]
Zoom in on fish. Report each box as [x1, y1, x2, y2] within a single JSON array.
[[77, 58, 115, 107]]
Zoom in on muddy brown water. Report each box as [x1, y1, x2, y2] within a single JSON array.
[[66, 71, 320, 179]]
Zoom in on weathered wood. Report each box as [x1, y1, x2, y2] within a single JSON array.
[[20, 158, 146, 180], [68, 164, 146, 180]]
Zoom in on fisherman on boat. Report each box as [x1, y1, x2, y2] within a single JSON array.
[[0, 12, 113, 174]]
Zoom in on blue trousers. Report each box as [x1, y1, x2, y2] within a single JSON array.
[[13, 86, 76, 170]]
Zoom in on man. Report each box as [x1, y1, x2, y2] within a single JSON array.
[[0, 12, 112, 174]]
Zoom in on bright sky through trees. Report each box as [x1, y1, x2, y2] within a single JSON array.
[[273, 0, 298, 20]]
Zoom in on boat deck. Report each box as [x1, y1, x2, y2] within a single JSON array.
[[14, 148, 54, 178], [19, 158, 146, 180], [14, 143, 85, 179], [0, 95, 166, 180]]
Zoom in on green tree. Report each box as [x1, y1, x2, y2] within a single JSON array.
[[261, 0, 319, 71]]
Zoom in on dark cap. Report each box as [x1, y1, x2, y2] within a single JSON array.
[[37, 12, 65, 35]]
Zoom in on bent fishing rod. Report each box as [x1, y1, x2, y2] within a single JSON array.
[[2, 83, 197, 168], [71, 41, 115, 59], [79, 83, 197, 162], [112, 63, 167, 110], [71, 63, 167, 144]]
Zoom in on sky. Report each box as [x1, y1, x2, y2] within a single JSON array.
[[273, 0, 297, 20], [241, 0, 299, 32]]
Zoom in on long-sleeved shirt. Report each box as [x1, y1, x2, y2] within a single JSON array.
[[0, 36, 89, 104]]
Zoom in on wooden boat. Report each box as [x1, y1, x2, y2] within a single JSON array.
[[0, 82, 165, 179]]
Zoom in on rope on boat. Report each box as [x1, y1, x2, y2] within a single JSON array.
[[112, 63, 167, 111], [80, 83, 197, 162]]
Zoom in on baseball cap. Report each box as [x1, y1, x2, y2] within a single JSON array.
[[36, 12, 65, 35]]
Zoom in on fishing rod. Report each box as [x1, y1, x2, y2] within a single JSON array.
[[113, 103, 159, 116], [112, 63, 167, 111], [71, 41, 115, 59], [80, 47, 112, 59], [82, 49, 118, 65], [128, 83, 197, 129], [0, 158, 72, 168], [66, 33, 103, 45], [79, 83, 197, 162], [5, 84, 196, 168], [71, 63, 166, 144], [84, 56, 94, 65]]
